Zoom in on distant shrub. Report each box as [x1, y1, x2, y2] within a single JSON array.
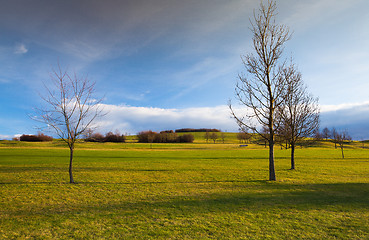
[[157, 132, 177, 143], [160, 130, 174, 134], [104, 132, 126, 143], [85, 132, 125, 143], [137, 131, 194, 143], [20, 133, 53, 142], [178, 134, 194, 143], [137, 131, 157, 143], [85, 133, 105, 142]]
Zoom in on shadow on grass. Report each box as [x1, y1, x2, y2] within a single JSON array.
[[4, 181, 369, 218], [0, 179, 267, 185]]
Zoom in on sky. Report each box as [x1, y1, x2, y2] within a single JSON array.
[[0, 0, 369, 140]]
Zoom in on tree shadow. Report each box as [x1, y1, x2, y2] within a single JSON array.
[[2, 182, 369, 216]]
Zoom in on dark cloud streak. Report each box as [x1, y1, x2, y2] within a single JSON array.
[[0, 0, 253, 61]]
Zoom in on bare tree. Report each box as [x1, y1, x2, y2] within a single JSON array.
[[229, 0, 291, 181], [237, 131, 251, 144], [322, 127, 331, 140], [331, 127, 338, 149], [277, 65, 320, 170], [220, 132, 226, 143], [35, 64, 104, 183], [210, 132, 218, 143], [204, 131, 210, 143], [335, 130, 352, 158], [314, 129, 323, 141]]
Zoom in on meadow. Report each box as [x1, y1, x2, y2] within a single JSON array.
[[0, 137, 368, 239]]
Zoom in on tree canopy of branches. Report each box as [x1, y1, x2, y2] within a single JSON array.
[[35, 65, 104, 183], [229, 0, 291, 181], [277, 65, 320, 170]]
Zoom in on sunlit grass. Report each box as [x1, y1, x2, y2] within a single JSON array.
[[0, 141, 368, 239]]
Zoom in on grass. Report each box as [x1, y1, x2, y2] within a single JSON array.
[[0, 140, 369, 239]]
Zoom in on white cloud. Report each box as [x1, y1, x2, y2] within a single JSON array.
[[14, 43, 28, 54], [93, 104, 239, 134], [320, 101, 369, 113], [91, 101, 369, 140]]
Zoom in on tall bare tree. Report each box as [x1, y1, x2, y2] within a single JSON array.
[[277, 65, 320, 170], [229, 0, 291, 181], [35, 64, 104, 183]]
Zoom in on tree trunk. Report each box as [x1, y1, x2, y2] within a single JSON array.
[[269, 138, 276, 181], [341, 146, 344, 159], [290, 143, 295, 170], [69, 147, 75, 183]]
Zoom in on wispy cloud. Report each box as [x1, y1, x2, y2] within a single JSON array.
[[14, 43, 28, 54], [321, 101, 369, 113], [0, 78, 10, 84]]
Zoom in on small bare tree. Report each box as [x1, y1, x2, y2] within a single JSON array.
[[210, 132, 218, 143], [322, 127, 331, 141], [237, 131, 252, 144], [277, 65, 320, 170], [331, 127, 338, 149], [335, 130, 352, 158], [35, 64, 104, 183], [204, 131, 210, 143], [220, 132, 226, 143], [229, 0, 291, 181]]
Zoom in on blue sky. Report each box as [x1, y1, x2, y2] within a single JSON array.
[[1, 0, 369, 139]]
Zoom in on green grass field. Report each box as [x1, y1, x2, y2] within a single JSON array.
[[0, 139, 368, 239]]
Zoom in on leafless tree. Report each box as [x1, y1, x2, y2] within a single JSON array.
[[322, 127, 331, 140], [237, 131, 251, 144], [229, 0, 291, 181], [210, 132, 218, 143], [220, 132, 226, 143], [277, 65, 320, 170], [331, 127, 338, 149], [204, 131, 210, 143], [35, 64, 104, 183], [314, 129, 323, 141], [335, 130, 352, 158]]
